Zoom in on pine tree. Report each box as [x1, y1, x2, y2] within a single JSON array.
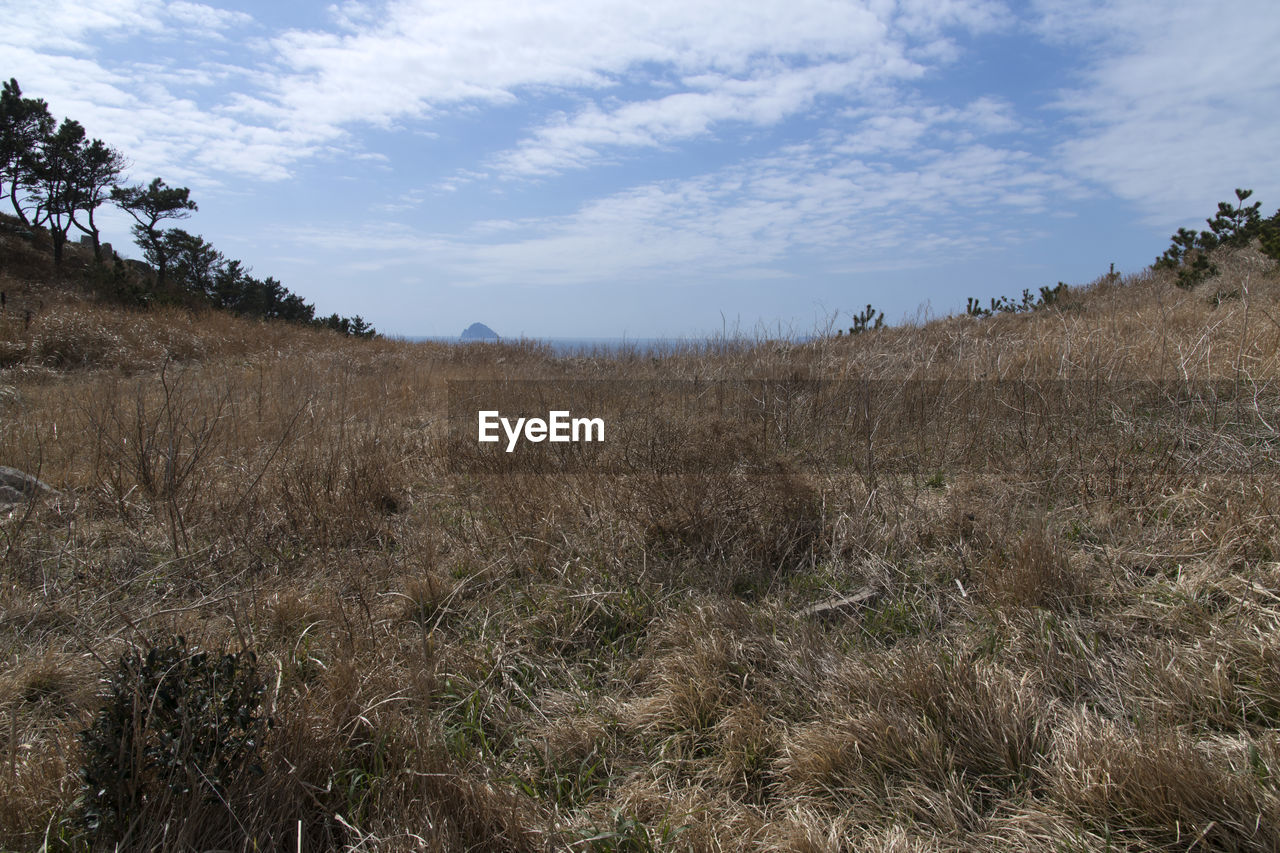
[[111, 178, 197, 287], [0, 78, 54, 224]]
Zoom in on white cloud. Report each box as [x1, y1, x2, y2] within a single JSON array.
[[895, 0, 1007, 35], [490, 59, 924, 177], [0, 0, 249, 52], [256, 0, 928, 140], [0, 0, 165, 52], [1, 0, 1008, 187], [1, 1, 274, 185], [281, 113, 1076, 288], [834, 97, 1019, 156], [0, 47, 313, 184], [164, 1, 253, 36], [1041, 0, 1280, 224]]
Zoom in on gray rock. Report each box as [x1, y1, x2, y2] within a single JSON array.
[[460, 322, 499, 341], [0, 466, 58, 506], [0, 221, 35, 240]]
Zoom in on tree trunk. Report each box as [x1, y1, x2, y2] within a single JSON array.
[[9, 191, 28, 224], [88, 219, 101, 263], [73, 211, 103, 262]]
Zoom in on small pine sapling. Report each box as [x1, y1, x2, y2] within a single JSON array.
[[848, 303, 884, 334], [1037, 282, 1068, 308], [1155, 189, 1270, 289], [966, 297, 991, 318]]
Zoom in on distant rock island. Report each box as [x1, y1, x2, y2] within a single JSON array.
[[460, 322, 499, 341]]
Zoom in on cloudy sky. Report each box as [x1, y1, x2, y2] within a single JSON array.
[[5, 0, 1278, 338]]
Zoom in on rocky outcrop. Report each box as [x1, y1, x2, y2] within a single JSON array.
[[460, 322, 499, 341], [0, 466, 58, 506]]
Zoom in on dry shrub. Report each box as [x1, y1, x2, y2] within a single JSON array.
[[458, 470, 588, 555], [709, 699, 780, 802], [632, 469, 823, 595], [399, 568, 450, 625], [26, 310, 129, 368], [617, 406, 768, 472], [1051, 714, 1280, 851], [0, 724, 79, 851], [975, 526, 1090, 613], [1125, 632, 1280, 734], [273, 421, 404, 548], [263, 589, 331, 641], [81, 367, 228, 503], [781, 650, 1052, 828], [624, 602, 786, 755]]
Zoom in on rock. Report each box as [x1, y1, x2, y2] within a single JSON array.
[[0, 466, 58, 506], [0, 221, 35, 240], [460, 322, 499, 341]]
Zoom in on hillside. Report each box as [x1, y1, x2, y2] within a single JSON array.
[[2, 229, 1280, 850]]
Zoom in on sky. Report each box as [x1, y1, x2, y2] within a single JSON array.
[[4, 0, 1279, 338]]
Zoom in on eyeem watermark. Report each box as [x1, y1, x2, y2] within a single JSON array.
[[478, 410, 605, 452], [447, 379, 1280, 475]]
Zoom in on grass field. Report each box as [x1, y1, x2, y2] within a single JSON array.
[[2, 233, 1280, 850]]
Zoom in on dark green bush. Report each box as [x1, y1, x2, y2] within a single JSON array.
[[79, 638, 267, 842]]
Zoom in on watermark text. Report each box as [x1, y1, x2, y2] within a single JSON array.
[[478, 410, 605, 452]]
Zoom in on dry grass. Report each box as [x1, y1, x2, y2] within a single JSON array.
[[1, 247, 1280, 850]]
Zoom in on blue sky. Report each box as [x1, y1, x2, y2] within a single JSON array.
[[5, 0, 1279, 338]]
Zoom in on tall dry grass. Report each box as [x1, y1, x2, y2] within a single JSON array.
[[1, 247, 1279, 849]]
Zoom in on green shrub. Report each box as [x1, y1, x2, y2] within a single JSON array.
[[78, 638, 267, 842], [966, 282, 1068, 318], [1155, 188, 1280, 288]]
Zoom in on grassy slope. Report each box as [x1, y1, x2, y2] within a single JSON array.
[[2, 226, 1280, 850]]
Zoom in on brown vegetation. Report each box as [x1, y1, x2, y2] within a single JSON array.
[[2, 238, 1280, 850]]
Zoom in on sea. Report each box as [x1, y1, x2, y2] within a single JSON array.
[[404, 335, 789, 357]]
